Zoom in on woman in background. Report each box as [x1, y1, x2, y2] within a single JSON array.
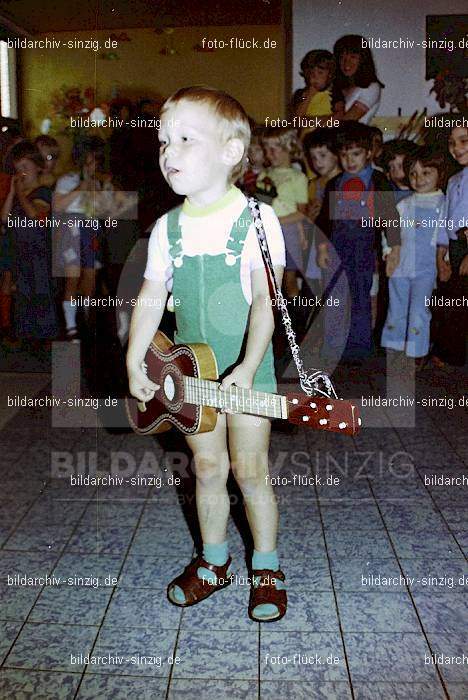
[[333, 34, 384, 125]]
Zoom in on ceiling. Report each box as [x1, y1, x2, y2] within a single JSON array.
[[0, 0, 284, 33]]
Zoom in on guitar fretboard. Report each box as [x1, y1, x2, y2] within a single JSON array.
[[184, 377, 287, 419]]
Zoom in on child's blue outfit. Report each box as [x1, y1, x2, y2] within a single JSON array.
[[317, 166, 400, 361], [381, 191, 448, 357], [9, 186, 58, 339]]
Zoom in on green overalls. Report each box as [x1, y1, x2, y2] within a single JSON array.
[[166, 203, 277, 393]]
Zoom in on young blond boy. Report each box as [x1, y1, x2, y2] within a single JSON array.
[[126, 87, 287, 621]]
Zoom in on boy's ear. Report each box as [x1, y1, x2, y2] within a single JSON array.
[[222, 138, 245, 168]]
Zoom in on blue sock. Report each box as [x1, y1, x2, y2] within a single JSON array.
[[170, 541, 230, 604], [251, 549, 285, 620]]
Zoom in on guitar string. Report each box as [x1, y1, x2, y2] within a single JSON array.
[[183, 377, 281, 418]]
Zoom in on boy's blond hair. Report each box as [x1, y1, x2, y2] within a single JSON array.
[[161, 86, 251, 181], [262, 127, 303, 161]]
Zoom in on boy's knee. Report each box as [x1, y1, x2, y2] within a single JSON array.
[[193, 454, 229, 486]]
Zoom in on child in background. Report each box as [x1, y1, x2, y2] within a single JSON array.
[[381, 147, 449, 364], [301, 128, 341, 342], [316, 121, 400, 363], [0, 141, 58, 343], [369, 126, 384, 171], [292, 50, 335, 137], [127, 86, 287, 622], [381, 139, 419, 204], [238, 127, 265, 196], [53, 136, 106, 342], [34, 135, 60, 188], [431, 122, 468, 367], [257, 128, 308, 298]]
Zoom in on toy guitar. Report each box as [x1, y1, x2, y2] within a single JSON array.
[[126, 331, 361, 436]]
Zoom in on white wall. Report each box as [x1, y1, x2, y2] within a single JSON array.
[[293, 0, 467, 116]]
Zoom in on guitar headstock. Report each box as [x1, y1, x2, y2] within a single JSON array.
[[286, 395, 361, 436]]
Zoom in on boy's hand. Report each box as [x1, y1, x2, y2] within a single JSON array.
[[307, 199, 321, 221], [438, 260, 452, 282], [219, 363, 255, 412], [386, 246, 400, 277], [128, 365, 159, 403], [317, 246, 329, 269], [459, 254, 468, 276]]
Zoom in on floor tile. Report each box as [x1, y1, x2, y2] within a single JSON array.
[[169, 679, 257, 699], [4, 622, 98, 671], [29, 585, 113, 625], [399, 558, 468, 591], [278, 529, 326, 558], [52, 552, 124, 584], [353, 681, 446, 699], [260, 681, 352, 699], [66, 524, 135, 555], [444, 683, 468, 700], [337, 592, 419, 632], [425, 634, 468, 683], [0, 583, 41, 621], [411, 591, 468, 635], [77, 674, 167, 699], [320, 504, 383, 531], [260, 631, 347, 681], [119, 555, 183, 589], [330, 557, 403, 591], [173, 629, 258, 680], [0, 669, 80, 699], [3, 524, 73, 553], [90, 625, 176, 677], [379, 502, 448, 532], [345, 633, 438, 682], [103, 587, 181, 629], [389, 530, 461, 559], [0, 551, 57, 581], [326, 530, 394, 559], [0, 620, 22, 664], [179, 583, 253, 631], [128, 527, 194, 559]]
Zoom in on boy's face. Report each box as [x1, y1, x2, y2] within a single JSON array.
[[158, 100, 241, 202], [305, 64, 330, 91], [388, 154, 406, 187], [14, 157, 40, 187], [448, 127, 468, 166], [339, 145, 371, 174], [409, 161, 439, 193], [309, 145, 338, 177], [248, 142, 264, 169], [37, 144, 59, 173], [263, 139, 290, 168]]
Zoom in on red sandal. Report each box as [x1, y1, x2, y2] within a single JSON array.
[[248, 568, 287, 622], [167, 555, 233, 607]]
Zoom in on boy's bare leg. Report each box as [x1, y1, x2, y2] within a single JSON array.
[[228, 413, 284, 619], [167, 414, 231, 604], [185, 412, 231, 544], [228, 413, 278, 550]]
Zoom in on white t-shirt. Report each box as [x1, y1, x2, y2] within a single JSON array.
[[144, 188, 286, 305], [54, 172, 87, 213], [344, 82, 381, 124]]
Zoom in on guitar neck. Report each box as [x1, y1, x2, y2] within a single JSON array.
[[184, 377, 287, 420]]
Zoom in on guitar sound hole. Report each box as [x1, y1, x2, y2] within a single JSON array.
[[164, 374, 176, 401]]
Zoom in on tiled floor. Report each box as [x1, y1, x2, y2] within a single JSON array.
[[0, 355, 467, 699]]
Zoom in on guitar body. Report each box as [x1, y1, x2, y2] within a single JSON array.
[[125, 331, 219, 436]]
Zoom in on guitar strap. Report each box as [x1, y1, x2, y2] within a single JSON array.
[[247, 196, 337, 399]]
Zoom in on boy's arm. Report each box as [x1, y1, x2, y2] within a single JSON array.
[[126, 278, 167, 401], [220, 264, 284, 391]]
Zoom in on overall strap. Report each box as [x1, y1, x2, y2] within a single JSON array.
[[226, 205, 251, 257], [166, 205, 184, 261]]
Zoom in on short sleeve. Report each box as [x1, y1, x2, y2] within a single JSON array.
[[244, 203, 286, 272], [354, 83, 380, 110], [54, 173, 80, 195], [143, 214, 173, 287]]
